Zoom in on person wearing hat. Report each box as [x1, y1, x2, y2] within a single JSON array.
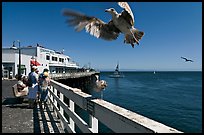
[[27, 66, 39, 108], [38, 68, 50, 109]]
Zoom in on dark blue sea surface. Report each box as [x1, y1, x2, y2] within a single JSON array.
[[90, 71, 202, 133]]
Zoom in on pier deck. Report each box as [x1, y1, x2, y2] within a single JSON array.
[[2, 79, 64, 133]]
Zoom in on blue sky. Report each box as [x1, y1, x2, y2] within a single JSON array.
[[2, 2, 202, 71]]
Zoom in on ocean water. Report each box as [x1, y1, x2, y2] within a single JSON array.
[[89, 71, 202, 133]]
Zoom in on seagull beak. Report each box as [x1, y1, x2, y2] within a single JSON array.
[[105, 9, 109, 12]]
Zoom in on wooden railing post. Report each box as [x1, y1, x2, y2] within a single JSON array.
[[54, 87, 58, 116], [49, 86, 54, 111], [69, 99, 75, 131], [89, 114, 98, 133], [60, 92, 65, 130]]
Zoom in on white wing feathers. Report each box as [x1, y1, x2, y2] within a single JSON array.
[[118, 2, 134, 23], [85, 21, 100, 38], [62, 9, 120, 41], [74, 22, 88, 32]]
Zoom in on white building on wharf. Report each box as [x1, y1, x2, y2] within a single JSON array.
[[2, 43, 80, 79]]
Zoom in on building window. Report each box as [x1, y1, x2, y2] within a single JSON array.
[[59, 58, 64, 63], [52, 56, 57, 61], [46, 55, 50, 60]]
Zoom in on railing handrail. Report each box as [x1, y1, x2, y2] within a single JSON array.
[[47, 79, 183, 133]]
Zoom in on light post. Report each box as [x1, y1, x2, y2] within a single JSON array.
[[17, 40, 21, 80], [10, 40, 21, 80]]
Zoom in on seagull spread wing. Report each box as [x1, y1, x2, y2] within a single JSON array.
[[181, 57, 187, 60], [118, 2, 134, 26], [62, 9, 120, 41]]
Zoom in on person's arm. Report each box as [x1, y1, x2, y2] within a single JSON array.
[[47, 77, 51, 86]]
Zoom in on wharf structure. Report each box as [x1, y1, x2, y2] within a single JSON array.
[[2, 43, 83, 79]]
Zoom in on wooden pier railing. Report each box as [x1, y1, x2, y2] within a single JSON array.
[[47, 79, 183, 133]]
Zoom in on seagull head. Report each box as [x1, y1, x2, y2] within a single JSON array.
[[100, 80, 107, 88], [96, 80, 107, 90], [105, 8, 118, 15]]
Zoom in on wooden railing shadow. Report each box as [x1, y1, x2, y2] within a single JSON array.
[[44, 104, 61, 133], [2, 97, 28, 108], [33, 104, 41, 133], [33, 103, 63, 133]]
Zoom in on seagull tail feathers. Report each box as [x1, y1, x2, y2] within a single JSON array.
[[124, 28, 144, 48], [132, 28, 145, 43]]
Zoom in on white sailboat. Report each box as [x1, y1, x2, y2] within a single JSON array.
[[109, 62, 125, 78]]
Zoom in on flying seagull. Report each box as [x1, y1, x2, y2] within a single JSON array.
[[181, 57, 194, 62], [62, 2, 144, 48]]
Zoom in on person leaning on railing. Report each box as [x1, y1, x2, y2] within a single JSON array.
[[38, 68, 51, 109]]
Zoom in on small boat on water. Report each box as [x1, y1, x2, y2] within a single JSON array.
[[109, 63, 125, 78]]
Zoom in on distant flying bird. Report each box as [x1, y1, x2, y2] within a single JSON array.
[[62, 2, 144, 48], [181, 57, 194, 62]]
